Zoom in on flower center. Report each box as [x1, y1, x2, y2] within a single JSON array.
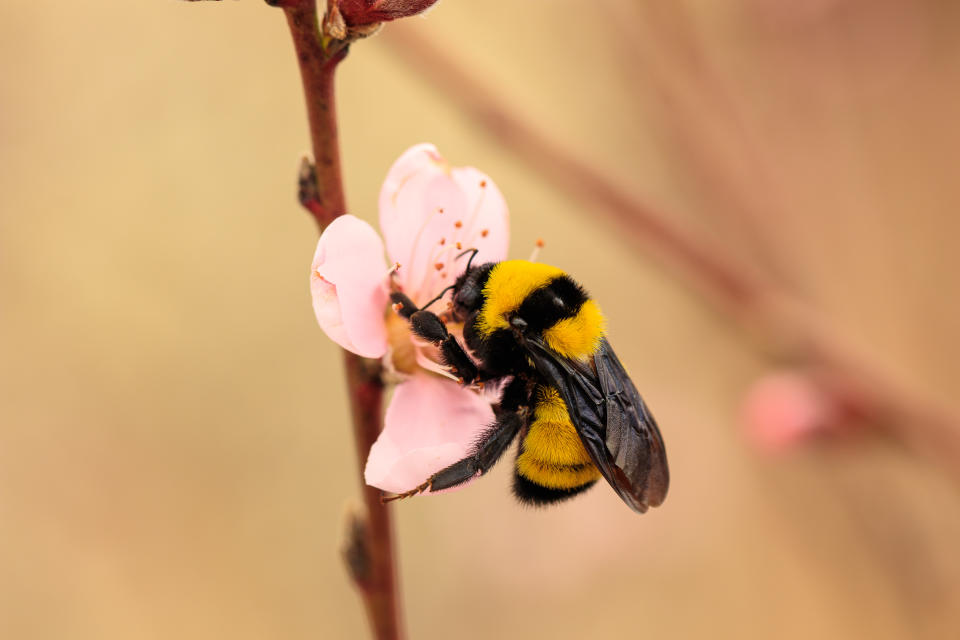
[[384, 306, 468, 384], [385, 312, 418, 375]]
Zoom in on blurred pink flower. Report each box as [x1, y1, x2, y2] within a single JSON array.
[[741, 370, 836, 453], [310, 143, 509, 494]]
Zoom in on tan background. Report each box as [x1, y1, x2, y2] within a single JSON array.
[[2, 0, 960, 638]]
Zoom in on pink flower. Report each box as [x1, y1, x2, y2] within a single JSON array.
[[740, 370, 837, 453], [310, 143, 509, 494]]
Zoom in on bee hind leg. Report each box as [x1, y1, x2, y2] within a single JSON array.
[[433, 410, 526, 490], [382, 409, 526, 503]]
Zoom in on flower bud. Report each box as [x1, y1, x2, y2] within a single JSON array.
[[336, 0, 439, 26]]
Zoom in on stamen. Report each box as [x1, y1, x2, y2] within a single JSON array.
[[528, 239, 545, 263], [417, 181, 491, 301], [384, 262, 401, 278], [416, 231, 455, 302], [405, 201, 452, 294], [462, 181, 489, 235], [392, 302, 404, 312], [413, 176, 493, 301], [413, 348, 460, 381]]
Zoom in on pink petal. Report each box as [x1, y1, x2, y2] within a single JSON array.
[[365, 373, 495, 494], [311, 215, 390, 358], [741, 371, 835, 453], [379, 144, 509, 303]]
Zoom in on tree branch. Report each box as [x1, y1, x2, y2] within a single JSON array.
[[281, 1, 348, 229], [276, 2, 404, 638]]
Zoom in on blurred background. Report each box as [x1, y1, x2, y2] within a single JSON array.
[[2, 0, 960, 638]]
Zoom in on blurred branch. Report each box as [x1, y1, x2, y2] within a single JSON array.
[[598, 0, 799, 290], [381, 25, 960, 481], [274, 2, 404, 639]]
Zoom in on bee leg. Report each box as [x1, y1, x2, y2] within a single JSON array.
[[382, 409, 526, 502], [414, 312, 481, 384], [382, 377, 533, 503], [389, 292, 421, 320], [432, 410, 526, 490], [390, 292, 481, 384], [381, 478, 432, 502]]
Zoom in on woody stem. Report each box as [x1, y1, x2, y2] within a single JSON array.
[[276, 2, 404, 639]]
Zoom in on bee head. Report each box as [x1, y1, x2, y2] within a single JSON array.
[[450, 262, 492, 320]]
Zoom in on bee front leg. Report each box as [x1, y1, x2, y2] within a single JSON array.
[[390, 292, 481, 385]]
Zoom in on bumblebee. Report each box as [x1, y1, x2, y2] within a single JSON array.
[[386, 252, 669, 513]]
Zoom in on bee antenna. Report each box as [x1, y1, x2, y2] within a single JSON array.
[[457, 247, 480, 272], [421, 284, 456, 312]]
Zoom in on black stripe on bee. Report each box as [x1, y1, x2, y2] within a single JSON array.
[[512, 472, 598, 506], [467, 327, 527, 373], [514, 275, 588, 334]]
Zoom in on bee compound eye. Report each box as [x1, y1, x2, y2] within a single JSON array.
[[510, 316, 528, 331], [456, 288, 478, 310]]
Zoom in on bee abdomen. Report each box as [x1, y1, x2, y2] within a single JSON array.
[[512, 386, 602, 502], [515, 458, 601, 490]]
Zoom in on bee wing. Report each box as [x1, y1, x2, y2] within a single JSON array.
[[525, 337, 669, 513], [593, 339, 669, 510]]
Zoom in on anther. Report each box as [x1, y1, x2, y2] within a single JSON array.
[[383, 263, 401, 280], [455, 242, 462, 250], [434, 262, 444, 271], [529, 238, 544, 262], [480, 180, 487, 188], [457, 377, 465, 385], [392, 302, 404, 312], [481, 229, 489, 237], [454, 220, 463, 228], [439, 237, 446, 245], [437, 207, 444, 214], [441, 272, 448, 279]]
